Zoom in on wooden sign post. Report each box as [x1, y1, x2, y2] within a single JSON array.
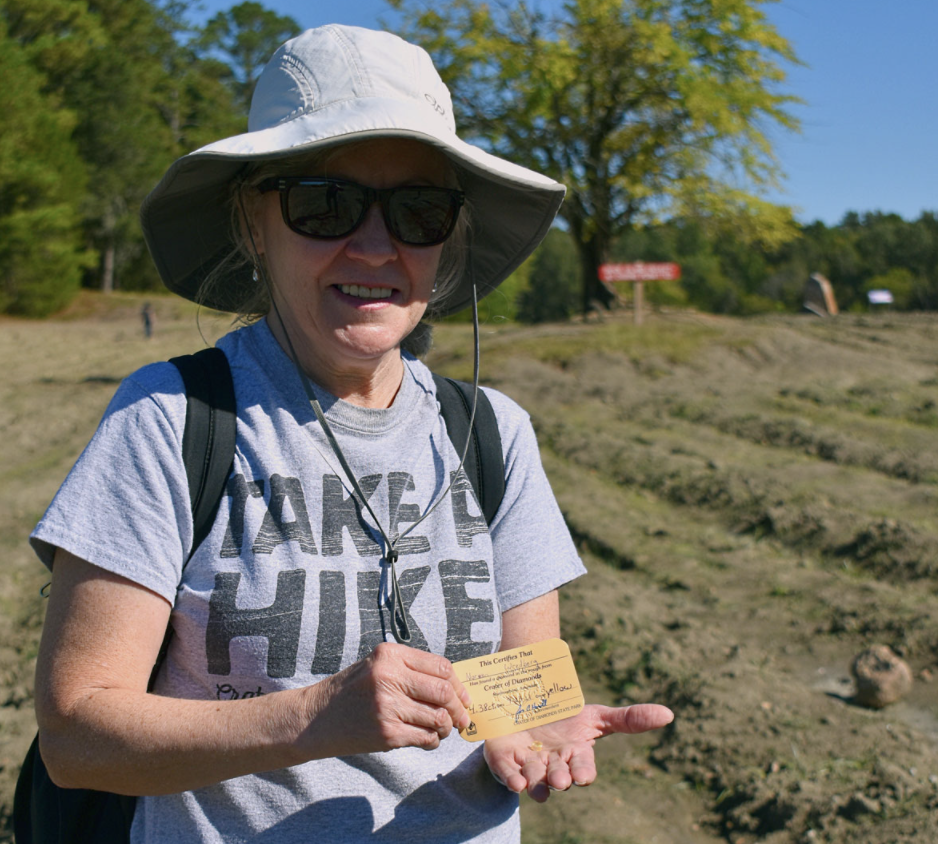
[[598, 262, 681, 325]]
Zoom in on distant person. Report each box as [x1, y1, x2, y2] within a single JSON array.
[[140, 301, 153, 338], [29, 25, 673, 843]]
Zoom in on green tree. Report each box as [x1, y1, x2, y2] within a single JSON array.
[[1, 0, 274, 304], [517, 227, 580, 322], [198, 1, 301, 116], [115, 0, 244, 291], [152, 1, 245, 152], [6, 0, 187, 292], [863, 268, 917, 311], [1, 0, 107, 88], [910, 212, 938, 308], [390, 0, 800, 314], [0, 10, 91, 315], [7, 0, 250, 294], [75, 0, 181, 291]]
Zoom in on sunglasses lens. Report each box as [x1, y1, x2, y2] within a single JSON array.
[[285, 181, 364, 238], [279, 180, 461, 245], [387, 188, 459, 245]]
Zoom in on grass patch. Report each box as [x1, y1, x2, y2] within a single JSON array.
[[494, 321, 733, 368]]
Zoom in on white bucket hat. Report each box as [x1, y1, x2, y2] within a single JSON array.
[[141, 24, 565, 317]]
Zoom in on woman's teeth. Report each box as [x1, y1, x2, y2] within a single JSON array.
[[339, 284, 392, 299]]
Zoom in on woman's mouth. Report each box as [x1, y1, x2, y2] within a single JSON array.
[[337, 284, 393, 300]]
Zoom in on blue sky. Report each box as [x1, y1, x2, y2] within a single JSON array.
[[193, 0, 938, 225]]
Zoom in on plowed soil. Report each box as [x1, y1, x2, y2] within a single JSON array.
[[2, 296, 936, 843]]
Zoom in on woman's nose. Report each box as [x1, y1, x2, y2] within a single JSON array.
[[345, 202, 397, 264]]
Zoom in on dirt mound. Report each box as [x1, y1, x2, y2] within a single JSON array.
[[448, 312, 938, 843]]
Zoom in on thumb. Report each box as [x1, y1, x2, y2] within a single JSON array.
[[595, 703, 674, 737]]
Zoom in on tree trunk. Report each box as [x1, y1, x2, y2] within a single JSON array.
[[101, 241, 115, 293], [578, 236, 615, 315], [100, 205, 117, 293], [170, 86, 182, 145]]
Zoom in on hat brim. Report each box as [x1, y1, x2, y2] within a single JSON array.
[[141, 96, 564, 317]]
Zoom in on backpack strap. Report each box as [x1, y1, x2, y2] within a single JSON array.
[[431, 374, 505, 525], [146, 349, 236, 692], [169, 347, 237, 559]]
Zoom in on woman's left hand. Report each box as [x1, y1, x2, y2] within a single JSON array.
[[482, 703, 673, 802]]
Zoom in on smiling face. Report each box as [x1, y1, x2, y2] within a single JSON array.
[[248, 138, 451, 400]]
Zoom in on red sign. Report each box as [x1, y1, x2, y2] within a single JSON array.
[[599, 262, 681, 282]]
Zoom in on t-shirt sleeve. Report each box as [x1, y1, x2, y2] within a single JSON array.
[[29, 363, 193, 604], [483, 388, 586, 613]]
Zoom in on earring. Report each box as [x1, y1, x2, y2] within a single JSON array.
[[252, 262, 260, 284]]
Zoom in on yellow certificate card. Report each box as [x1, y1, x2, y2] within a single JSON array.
[[453, 638, 584, 742]]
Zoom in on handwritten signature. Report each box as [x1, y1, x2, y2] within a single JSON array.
[[514, 698, 549, 722]]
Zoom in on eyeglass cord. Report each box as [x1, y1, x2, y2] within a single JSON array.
[[241, 195, 482, 644]]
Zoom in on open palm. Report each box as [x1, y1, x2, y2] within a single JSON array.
[[482, 703, 673, 802]]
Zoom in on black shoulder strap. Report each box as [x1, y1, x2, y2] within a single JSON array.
[[149, 348, 235, 691], [169, 347, 237, 560], [432, 373, 505, 525]]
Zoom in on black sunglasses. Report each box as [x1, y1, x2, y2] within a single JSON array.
[[257, 177, 465, 246]]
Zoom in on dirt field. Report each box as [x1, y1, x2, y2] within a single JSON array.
[[1, 295, 937, 843]]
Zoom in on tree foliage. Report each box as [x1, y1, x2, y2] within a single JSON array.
[[611, 210, 938, 316], [198, 1, 300, 115], [512, 209, 938, 323], [769, 212, 938, 312], [2, 0, 935, 320], [390, 0, 801, 312], [0, 0, 272, 313], [0, 8, 91, 315], [517, 228, 580, 323]]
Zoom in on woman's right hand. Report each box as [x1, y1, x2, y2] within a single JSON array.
[[302, 642, 472, 756], [36, 551, 471, 794]]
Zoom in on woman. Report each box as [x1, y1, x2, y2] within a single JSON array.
[[30, 25, 672, 843]]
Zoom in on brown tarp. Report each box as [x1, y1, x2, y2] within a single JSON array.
[[803, 272, 839, 316]]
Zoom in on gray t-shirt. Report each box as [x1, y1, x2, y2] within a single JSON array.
[[31, 319, 585, 844]]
